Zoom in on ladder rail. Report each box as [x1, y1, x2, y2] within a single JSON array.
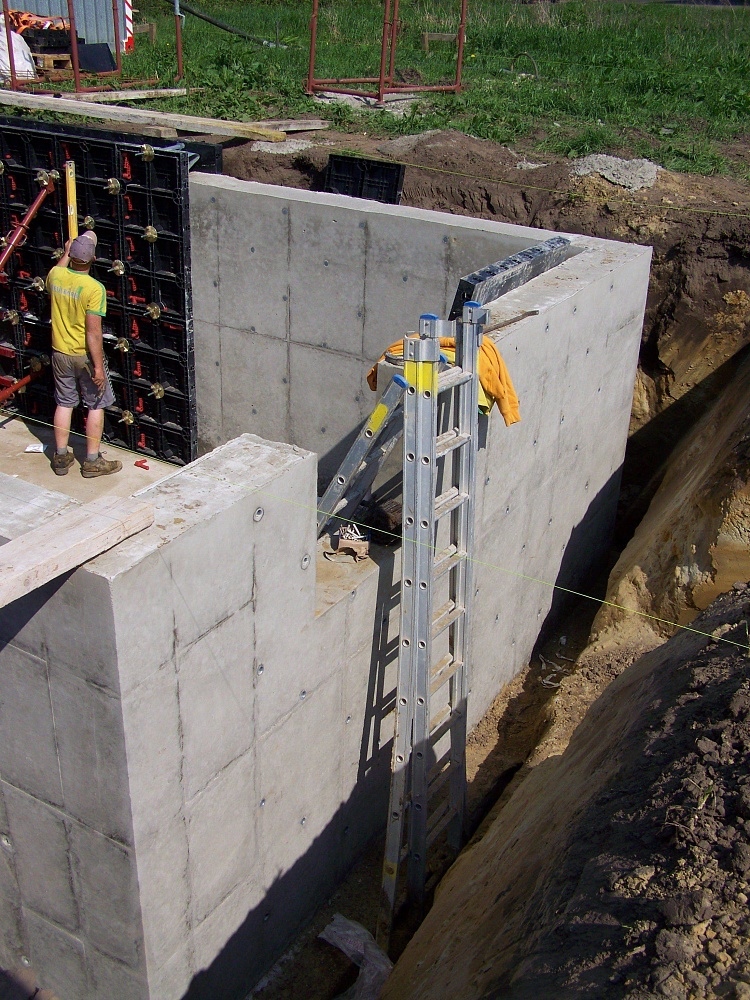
[[403, 314, 444, 909], [376, 302, 486, 950], [446, 303, 483, 850], [316, 373, 406, 536]]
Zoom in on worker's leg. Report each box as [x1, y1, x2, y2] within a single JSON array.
[[53, 405, 73, 452], [50, 353, 78, 475], [85, 406, 105, 460], [79, 365, 121, 478]]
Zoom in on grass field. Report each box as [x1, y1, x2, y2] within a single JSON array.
[[123, 2, 749, 176]]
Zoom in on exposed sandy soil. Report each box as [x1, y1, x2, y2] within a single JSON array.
[[384, 590, 750, 1000]]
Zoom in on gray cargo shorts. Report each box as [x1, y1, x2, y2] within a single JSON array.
[[52, 351, 115, 410]]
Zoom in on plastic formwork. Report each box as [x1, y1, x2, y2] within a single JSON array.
[[0, 118, 220, 466]]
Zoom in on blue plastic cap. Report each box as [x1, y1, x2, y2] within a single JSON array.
[[465, 301, 482, 309], [419, 313, 440, 321], [439, 353, 448, 364], [393, 374, 408, 388]]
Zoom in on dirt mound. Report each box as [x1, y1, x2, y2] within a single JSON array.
[[382, 589, 750, 1000], [595, 347, 750, 637], [222, 129, 750, 531]]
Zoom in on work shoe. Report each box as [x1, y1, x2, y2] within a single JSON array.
[[81, 455, 122, 478], [51, 450, 75, 476]]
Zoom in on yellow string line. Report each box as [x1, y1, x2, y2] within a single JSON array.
[[250, 485, 750, 653], [336, 146, 750, 222], [2, 414, 747, 655]]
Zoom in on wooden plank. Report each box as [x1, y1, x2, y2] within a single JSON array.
[[422, 31, 457, 52], [62, 88, 190, 103], [84, 120, 179, 139], [0, 495, 154, 609], [0, 90, 286, 142], [133, 21, 157, 44], [250, 119, 329, 133]]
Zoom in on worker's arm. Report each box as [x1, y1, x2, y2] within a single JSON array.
[[57, 238, 72, 271], [85, 313, 106, 391], [46, 240, 72, 291]]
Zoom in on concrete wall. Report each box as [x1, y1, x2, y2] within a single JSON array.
[[0, 181, 651, 1000], [189, 175, 573, 477]]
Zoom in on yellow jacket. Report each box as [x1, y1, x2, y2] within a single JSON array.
[[367, 337, 521, 427]]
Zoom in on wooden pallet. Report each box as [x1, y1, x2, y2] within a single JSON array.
[[32, 52, 72, 71]]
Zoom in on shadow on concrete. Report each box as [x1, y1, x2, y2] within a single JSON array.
[[0, 575, 69, 645], [358, 548, 399, 786], [466, 469, 619, 835], [184, 464, 628, 998], [0, 965, 57, 1000], [184, 566, 401, 1000]]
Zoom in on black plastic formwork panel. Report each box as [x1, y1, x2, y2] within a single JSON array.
[[0, 117, 219, 466], [323, 153, 405, 205]]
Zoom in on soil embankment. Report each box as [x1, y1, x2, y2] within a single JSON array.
[[383, 590, 750, 1000]]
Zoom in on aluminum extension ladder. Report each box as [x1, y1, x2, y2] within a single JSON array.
[[316, 371, 406, 537], [375, 301, 486, 948]]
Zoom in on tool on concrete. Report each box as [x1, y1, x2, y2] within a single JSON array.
[[449, 235, 572, 319], [334, 523, 370, 561], [376, 301, 485, 948], [64, 160, 78, 240]]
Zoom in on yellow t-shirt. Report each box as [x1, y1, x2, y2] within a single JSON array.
[[46, 265, 107, 356]]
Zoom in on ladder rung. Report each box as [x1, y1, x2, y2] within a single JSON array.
[[435, 429, 470, 458], [432, 600, 465, 639], [430, 705, 457, 745], [427, 802, 458, 848], [428, 754, 459, 796], [430, 655, 463, 695], [426, 798, 450, 836], [438, 367, 472, 393], [434, 487, 469, 520], [433, 544, 467, 579]]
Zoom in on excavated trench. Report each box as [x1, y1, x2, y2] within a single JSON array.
[[224, 131, 750, 999]]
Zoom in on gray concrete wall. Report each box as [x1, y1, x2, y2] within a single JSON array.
[[0, 481, 148, 998], [189, 175, 569, 477], [0, 181, 651, 1000]]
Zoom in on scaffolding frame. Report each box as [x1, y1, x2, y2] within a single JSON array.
[[1, 0, 126, 92], [306, 0, 468, 105]]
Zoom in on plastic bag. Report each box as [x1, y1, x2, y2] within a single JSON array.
[[319, 913, 393, 1000], [0, 29, 38, 81]]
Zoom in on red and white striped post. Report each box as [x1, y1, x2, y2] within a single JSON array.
[[123, 0, 134, 52]]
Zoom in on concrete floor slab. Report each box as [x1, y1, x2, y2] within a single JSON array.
[[0, 414, 174, 506]]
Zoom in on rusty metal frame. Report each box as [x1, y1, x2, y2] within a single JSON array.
[[0, 0, 169, 94], [306, 0, 468, 105]]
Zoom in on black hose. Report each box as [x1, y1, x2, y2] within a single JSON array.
[[164, 1, 286, 48]]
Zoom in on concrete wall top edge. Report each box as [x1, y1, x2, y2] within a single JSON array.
[[483, 241, 653, 326], [191, 172, 564, 244], [88, 434, 314, 580]]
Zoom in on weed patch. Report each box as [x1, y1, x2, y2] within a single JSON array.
[[79, 1, 750, 176]]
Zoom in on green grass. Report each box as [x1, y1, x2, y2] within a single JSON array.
[[55, 1, 750, 176]]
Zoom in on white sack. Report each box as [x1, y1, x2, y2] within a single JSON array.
[[0, 29, 38, 81]]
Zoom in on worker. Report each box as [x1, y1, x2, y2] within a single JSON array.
[[46, 233, 122, 478]]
